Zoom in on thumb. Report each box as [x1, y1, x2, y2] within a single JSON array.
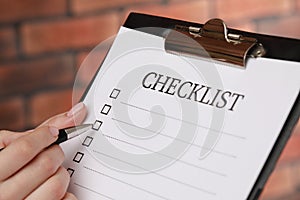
[[0, 102, 87, 149], [38, 102, 87, 129], [0, 130, 31, 149]]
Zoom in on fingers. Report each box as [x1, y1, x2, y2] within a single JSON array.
[[0, 130, 30, 149], [39, 102, 87, 129], [0, 126, 59, 181], [0, 145, 65, 200], [25, 167, 71, 200], [0, 103, 85, 200], [0, 130, 17, 148], [62, 193, 78, 200], [0, 102, 87, 149]]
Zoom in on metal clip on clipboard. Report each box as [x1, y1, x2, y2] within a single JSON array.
[[165, 18, 266, 67]]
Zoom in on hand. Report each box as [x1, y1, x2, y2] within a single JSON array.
[[0, 102, 87, 200]]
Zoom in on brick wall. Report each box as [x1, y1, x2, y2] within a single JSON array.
[[0, 0, 299, 199]]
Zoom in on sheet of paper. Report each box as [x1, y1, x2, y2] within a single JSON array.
[[61, 27, 300, 200]]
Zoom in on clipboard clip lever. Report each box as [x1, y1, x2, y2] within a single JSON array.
[[165, 18, 266, 67]]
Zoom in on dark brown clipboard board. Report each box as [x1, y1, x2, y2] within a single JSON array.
[[80, 12, 300, 200], [123, 13, 300, 200]]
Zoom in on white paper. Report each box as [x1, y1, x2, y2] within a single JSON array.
[[62, 27, 300, 200]]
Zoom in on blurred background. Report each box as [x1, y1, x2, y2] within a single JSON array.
[[0, 0, 299, 199]]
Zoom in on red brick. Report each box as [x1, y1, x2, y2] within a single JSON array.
[[0, 27, 16, 60], [71, 0, 160, 15], [123, 1, 210, 24], [260, 166, 293, 199], [257, 16, 300, 39], [278, 132, 300, 163], [216, 0, 292, 22], [0, 98, 25, 131], [0, 0, 67, 23], [0, 55, 74, 96], [21, 14, 119, 55], [29, 89, 73, 127]]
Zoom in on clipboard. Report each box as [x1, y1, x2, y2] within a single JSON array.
[[123, 13, 300, 199], [62, 13, 300, 200], [124, 13, 300, 64]]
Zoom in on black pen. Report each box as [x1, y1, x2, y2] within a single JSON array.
[[0, 124, 92, 151]]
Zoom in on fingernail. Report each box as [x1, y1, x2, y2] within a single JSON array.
[[49, 126, 59, 137], [67, 102, 84, 117]]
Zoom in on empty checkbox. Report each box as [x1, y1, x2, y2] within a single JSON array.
[[67, 168, 74, 177], [73, 152, 84, 163], [92, 120, 102, 130], [101, 104, 111, 115], [109, 88, 121, 99], [82, 136, 93, 147]]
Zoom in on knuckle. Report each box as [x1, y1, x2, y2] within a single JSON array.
[[51, 169, 70, 199], [51, 145, 65, 164], [35, 125, 53, 140], [55, 145, 65, 161], [51, 183, 66, 199], [60, 167, 71, 183], [36, 146, 65, 174], [18, 139, 34, 157], [37, 154, 57, 174], [64, 193, 77, 200], [1, 137, 10, 148]]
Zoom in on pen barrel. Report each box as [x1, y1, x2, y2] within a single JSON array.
[[53, 129, 68, 145]]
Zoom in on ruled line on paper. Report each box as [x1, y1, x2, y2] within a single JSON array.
[[83, 166, 173, 200], [111, 117, 237, 159], [74, 183, 115, 200], [120, 101, 246, 140], [90, 150, 218, 196], [101, 132, 227, 177]]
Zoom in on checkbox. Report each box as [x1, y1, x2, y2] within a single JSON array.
[[73, 152, 84, 163], [92, 120, 102, 131], [100, 104, 111, 115], [82, 136, 93, 147], [67, 168, 74, 177], [109, 88, 121, 99]]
